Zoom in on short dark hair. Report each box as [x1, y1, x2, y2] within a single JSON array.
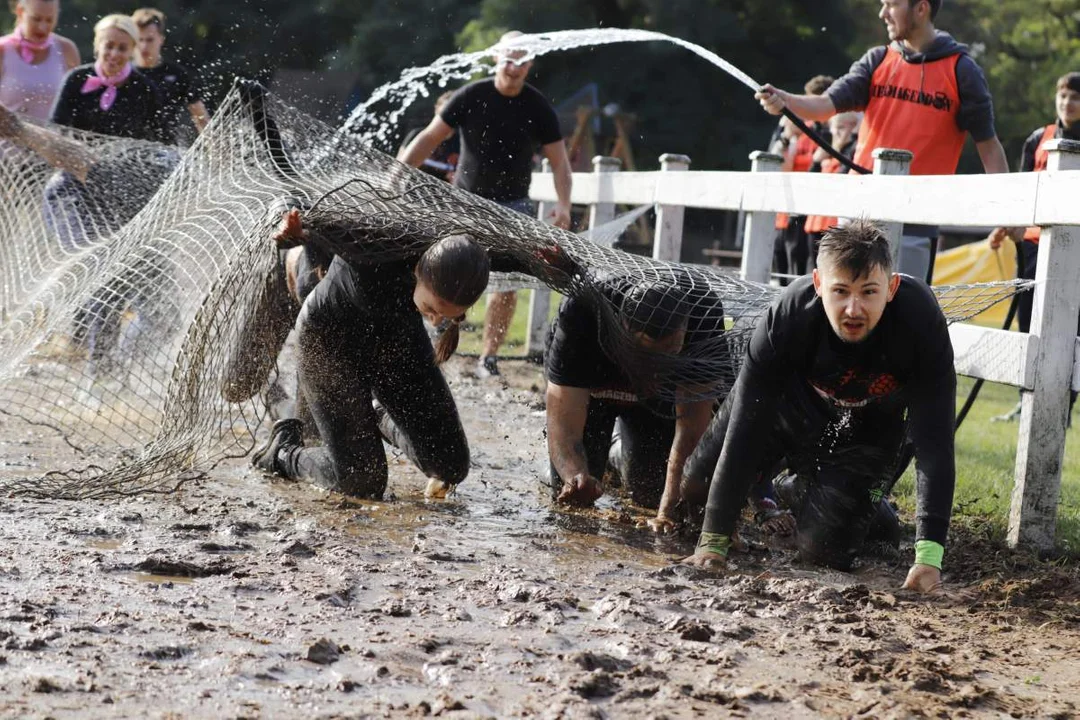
[[132, 7, 166, 32], [804, 75, 835, 96], [817, 219, 893, 279], [912, 0, 942, 21], [1058, 72, 1080, 95], [619, 277, 689, 341]]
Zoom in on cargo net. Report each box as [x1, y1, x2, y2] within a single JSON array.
[[0, 80, 1029, 499]]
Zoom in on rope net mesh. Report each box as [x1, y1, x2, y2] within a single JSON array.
[[0, 81, 1028, 498]]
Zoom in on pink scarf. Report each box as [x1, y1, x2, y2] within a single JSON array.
[[80, 61, 133, 111], [0, 28, 53, 63]]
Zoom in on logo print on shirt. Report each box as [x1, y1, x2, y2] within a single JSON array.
[[870, 84, 952, 112]]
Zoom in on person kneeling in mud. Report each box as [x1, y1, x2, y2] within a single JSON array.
[[544, 269, 789, 534], [251, 208, 488, 499], [682, 219, 955, 594]]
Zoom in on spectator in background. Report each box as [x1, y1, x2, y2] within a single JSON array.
[[132, 7, 209, 145], [398, 90, 458, 182], [803, 111, 861, 270], [988, 72, 1080, 424], [51, 14, 164, 142], [755, 0, 1011, 284], [770, 75, 832, 284], [398, 30, 572, 380], [0, 0, 79, 119]]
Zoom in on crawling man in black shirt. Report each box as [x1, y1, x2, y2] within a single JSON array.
[[682, 219, 955, 594]]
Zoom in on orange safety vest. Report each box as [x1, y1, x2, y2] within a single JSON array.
[[776, 133, 817, 230], [854, 47, 966, 176], [1023, 124, 1057, 243], [804, 155, 845, 234]]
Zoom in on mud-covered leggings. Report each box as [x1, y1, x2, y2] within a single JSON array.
[[545, 398, 675, 509], [278, 256, 469, 498], [683, 378, 904, 570]]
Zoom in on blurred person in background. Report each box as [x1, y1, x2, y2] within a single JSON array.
[[0, 0, 79, 119], [132, 7, 209, 144]]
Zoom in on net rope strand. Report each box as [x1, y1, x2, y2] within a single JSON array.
[[0, 80, 1030, 499]]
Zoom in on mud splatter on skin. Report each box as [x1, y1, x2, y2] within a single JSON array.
[[0, 357, 1077, 717]]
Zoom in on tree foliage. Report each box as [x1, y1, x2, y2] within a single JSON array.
[[2, 0, 1076, 169]]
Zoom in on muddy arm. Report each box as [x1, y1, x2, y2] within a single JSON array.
[[0, 106, 95, 182]]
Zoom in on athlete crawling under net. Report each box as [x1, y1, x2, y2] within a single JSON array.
[[682, 219, 955, 594], [545, 267, 793, 536], [251, 208, 515, 499]]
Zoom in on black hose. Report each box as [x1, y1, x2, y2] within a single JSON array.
[[780, 108, 872, 175]]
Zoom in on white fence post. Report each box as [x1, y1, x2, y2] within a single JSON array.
[[653, 153, 690, 261], [739, 151, 783, 283], [589, 156, 621, 230], [871, 148, 913, 263], [525, 159, 554, 359], [1009, 138, 1080, 550]]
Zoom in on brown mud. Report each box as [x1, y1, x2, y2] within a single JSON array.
[[0, 357, 1078, 718]]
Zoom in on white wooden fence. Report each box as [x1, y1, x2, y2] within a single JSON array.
[[528, 140, 1080, 552]]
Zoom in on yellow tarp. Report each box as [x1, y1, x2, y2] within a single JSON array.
[[931, 239, 1017, 327]]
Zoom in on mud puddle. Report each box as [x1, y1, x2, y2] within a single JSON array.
[[0, 357, 1078, 718]]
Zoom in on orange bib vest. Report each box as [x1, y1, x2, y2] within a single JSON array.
[[804, 154, 845, 234], [854, 47, 966, 176], [776, 133, 817, 230], [1023, 124, 1057, 243]]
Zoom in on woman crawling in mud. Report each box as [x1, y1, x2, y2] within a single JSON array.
[[251, 207, 494, 500], [682, 219, 955, 594]]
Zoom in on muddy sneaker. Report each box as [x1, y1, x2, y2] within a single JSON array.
[[251, 418, 303, 475], [476, 355, 500, 379], [991, 401, 1022, 423]]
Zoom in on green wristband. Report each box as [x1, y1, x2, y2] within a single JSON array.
[[697, 532, 731, 558], [914, 540, 944, 570]]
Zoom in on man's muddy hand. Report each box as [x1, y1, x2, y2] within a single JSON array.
[[648, 490, 680, 534], [901, 563, 943, 594], [556, 473, 603, 507], [679, 550, 727, 570], [272, 208, 307, 248]]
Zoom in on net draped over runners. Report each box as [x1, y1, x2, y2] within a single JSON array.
[[0, 80, 1031, 499]]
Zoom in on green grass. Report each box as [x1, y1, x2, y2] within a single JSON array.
[[892, 377, 1080, 554], [456, 290, 560, 357], [456, 295, 1080, 552]]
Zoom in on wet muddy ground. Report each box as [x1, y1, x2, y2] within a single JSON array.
[[0, 357, 1078, 718]]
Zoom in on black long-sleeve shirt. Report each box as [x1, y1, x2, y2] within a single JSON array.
[[701, 275, 956, 544]]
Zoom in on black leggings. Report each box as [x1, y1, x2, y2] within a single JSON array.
[[684, 379, 904, 569], [546, 398, 674, 508], [278, 257, 469, 497]]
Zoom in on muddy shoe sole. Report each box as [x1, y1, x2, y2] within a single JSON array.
[[251, 418, 304, 475]]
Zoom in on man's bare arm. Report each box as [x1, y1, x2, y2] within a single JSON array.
[[976, 137, 1010, 175], [188, 101, 210, 133], [0, 106, 95, 182], [545, 382, 601, 505], [651, 399, 713, 532], [541, 139, 573, 230], [397, 116, 455, 168]]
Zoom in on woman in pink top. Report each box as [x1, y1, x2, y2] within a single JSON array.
[[0, 0, 79, 119]]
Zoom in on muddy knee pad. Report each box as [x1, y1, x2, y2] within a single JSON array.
[[795, 477, 874, 571]]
